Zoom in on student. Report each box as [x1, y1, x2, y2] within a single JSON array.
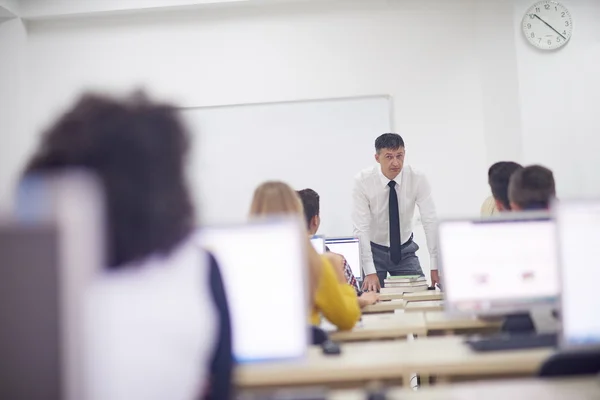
[[488, 161, 523, 212], [481, 162, 511, 216], [296, 188, 379, 308], [508, 165, 556, 211], [22, 92, 232, 400], [249, 181, 361, 331]]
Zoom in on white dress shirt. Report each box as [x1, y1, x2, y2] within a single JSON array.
[[84, 237, 217, 400], [352, 164, 438, 275]]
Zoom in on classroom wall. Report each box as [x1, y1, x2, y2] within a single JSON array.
[[513, 0, 600, 199], [3, 0, 598, 218], [0, 18, 26, 209], [8, 0, 495, 219]]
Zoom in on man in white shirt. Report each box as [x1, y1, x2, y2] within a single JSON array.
[[352, 133, 439, 292]]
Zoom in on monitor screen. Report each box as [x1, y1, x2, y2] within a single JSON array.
[[325, 237, 361, 278], [310, 236, 325, 254], [198, 218, 309, 363], [439, 216, 558, 315], [556, 201, 600, 349]]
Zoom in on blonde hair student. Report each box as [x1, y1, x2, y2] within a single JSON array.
[[249, 181, 361, 331]]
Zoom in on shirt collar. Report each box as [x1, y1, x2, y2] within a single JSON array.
[[377, 165, 403, 188]]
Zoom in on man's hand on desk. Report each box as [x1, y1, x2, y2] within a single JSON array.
[[358, 291, 380, 308], [430, 270, 440, 287], [361, 273, 381, 293]]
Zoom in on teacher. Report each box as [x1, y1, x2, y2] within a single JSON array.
[[352, 133, 439, 292]]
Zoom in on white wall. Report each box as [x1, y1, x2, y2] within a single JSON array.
[[21, 0, 490, 220], [514, 0, 600, 198], [0, 18, 26, 209]]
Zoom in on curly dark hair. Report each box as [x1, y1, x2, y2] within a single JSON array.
[[23, 91, 195, 269]]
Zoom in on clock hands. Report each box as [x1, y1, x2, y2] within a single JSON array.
[[532, 14, 566, 40]]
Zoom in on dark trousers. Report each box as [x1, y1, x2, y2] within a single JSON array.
[[371, 237, 424, 288]]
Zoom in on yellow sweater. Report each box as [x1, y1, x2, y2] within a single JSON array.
[[310, 257, 361, 330]]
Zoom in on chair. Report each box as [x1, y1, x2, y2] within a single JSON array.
[[539, 350, 600, 377]]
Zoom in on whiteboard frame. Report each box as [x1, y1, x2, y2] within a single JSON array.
[[178, 94, 396, 132]]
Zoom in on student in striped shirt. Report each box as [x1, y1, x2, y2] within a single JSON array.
[[297, 188, 379, 308]]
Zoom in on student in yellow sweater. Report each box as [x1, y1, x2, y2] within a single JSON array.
[[249, 181, 361, 331]]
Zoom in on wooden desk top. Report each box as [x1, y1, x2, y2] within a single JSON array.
[[403, 290, 444, 302], [330, 377, 600, 400], [424, 311, 503, 332], [235, 335, 552, 389], [405, 300, 445, 313], [362, 299, 405, 314], [329, 312, 427, 342], [379, 292, 404, 301]]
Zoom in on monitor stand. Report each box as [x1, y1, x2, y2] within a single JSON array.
[[501, 312, 536, 334], [465, 312, 557, 352], [539, 349, 600, 377]]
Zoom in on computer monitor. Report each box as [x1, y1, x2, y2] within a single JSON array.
[[439, 213, 558, 316], [310, 235, 325, 254], [14, 171, 105, 400], [198, 218, 309, 363], [324, 237, 362, 278], [0, 223, 61, 400], [555, 200, 600, 350]]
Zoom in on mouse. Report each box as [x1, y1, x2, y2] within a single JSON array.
[[321, 339, 341, 355]]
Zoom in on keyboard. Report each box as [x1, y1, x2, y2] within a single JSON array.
[[465, 332, 558, 352]]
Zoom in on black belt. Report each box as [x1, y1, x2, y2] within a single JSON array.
[[370, 233, 414, 251]]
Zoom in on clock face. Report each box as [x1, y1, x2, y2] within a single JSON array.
[[522, 1, 573, 50]]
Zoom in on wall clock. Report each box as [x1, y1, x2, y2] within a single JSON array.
[[522, 1, 573, 50]]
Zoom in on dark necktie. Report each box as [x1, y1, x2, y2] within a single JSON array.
[[388, 180, 402, 264]]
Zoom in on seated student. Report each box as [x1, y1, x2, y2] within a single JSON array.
[[488, 161, 523, 212], [297, 188, 379, 308], [481, 162, 510, 216], [22, 92, 232, 400], [249, 181, 360, 331], [508, 165, 556, 211]]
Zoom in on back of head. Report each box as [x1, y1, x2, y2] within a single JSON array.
[[249, 181, 304, 219], [250, 181, 321, 300], [508, 165, 556, 210], [296, 188, 320, 230], [23, 91, 194, 269], [488, 161, 523, 210]]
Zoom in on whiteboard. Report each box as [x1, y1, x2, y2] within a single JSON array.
[[181, 96, 392, 236]]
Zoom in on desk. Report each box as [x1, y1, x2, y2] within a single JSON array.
[[235, 335, 552, 390], [330, 313, 426, 342], [379, 292, 404, 301], [403, 291, 443, 302], [424, 311, 502, 335], [330, 377, 600, 400], [405, 300, 444, 313], [362, 299, 405, 314]]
